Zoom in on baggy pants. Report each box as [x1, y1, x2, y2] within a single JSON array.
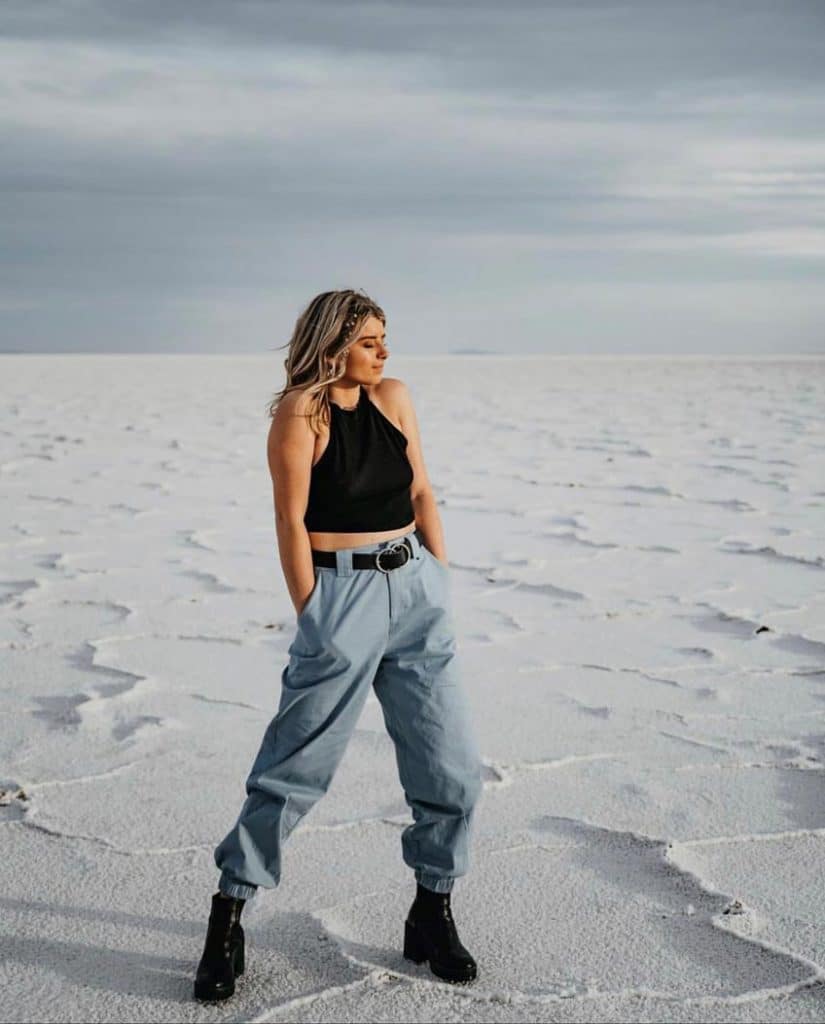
[[214, 526, 483, 899]]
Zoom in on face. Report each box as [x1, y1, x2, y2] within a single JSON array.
[[343, 315, 388, 381]]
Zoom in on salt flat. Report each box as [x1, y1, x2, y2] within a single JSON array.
[[1, 353, 824, 1023]]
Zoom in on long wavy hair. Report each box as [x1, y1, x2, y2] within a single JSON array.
[[267, 288, 386, 435]]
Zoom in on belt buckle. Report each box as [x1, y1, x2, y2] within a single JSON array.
[[374, 540, 411, 573]]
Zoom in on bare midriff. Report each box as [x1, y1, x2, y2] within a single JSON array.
[[307, 521, 417, 552]]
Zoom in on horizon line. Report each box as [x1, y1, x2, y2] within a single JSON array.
[[1, 351, 823, 359]]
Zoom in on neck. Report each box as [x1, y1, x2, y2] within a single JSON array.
[[328, 383, 361, 409]]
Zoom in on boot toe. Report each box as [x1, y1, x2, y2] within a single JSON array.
[[430, 949, 477, 984], [403, 907, 478, 984], [193, 970, 235, 1002]]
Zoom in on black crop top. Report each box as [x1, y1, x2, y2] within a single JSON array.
[[303, 384, 415, 532]]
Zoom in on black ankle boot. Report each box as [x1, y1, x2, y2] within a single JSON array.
[[193, 892, 246, 1002], [403, 883, 477, 984]]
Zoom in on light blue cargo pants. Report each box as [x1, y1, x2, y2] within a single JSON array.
[[214, 526, 483, 899]]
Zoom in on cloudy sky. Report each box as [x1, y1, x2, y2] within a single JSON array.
[[2, 0, 824, 354]]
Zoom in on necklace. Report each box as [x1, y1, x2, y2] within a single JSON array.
[[329, 388, 360, 411]]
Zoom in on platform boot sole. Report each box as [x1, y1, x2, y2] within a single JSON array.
[[193, 940, 245, 1002], [403, 919, 477, 984]]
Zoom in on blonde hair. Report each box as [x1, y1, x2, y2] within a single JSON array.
[[267, 288, 386, 435]]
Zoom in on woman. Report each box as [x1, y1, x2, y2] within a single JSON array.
[[193, 289, 484, 1001]]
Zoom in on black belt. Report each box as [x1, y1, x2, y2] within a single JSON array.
[[311, 535, 414, 573]]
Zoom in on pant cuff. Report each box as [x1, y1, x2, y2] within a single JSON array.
[[218, 871, 258, 902], [414, 870, 454, 894]]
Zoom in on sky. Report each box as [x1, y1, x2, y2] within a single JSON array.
[[2, 0, 824, 355]]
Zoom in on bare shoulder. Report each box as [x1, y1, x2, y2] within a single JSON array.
[[267, 388, 317, 471], [375, 375, 406, 395], [269, 388, 318, 436], [273, 387, 314, 420], [372, 376, 412, 413]]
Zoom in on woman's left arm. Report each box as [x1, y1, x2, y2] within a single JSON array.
[[384, 378, 448, 564]]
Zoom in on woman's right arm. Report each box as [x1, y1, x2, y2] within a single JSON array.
[[267, 390, 317, 618]]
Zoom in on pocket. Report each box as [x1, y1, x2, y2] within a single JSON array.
[[422, 545, 449, 576], [297, 568, 324, 623]]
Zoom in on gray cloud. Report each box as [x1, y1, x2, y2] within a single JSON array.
[[1, 0, 823, 352]]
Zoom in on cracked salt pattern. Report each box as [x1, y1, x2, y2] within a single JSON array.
[[1, 354, 824, 1022]]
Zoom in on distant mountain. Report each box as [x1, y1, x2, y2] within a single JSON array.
[[447, 347, 500, 355]]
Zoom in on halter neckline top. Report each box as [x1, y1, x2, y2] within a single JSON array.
[[303, 385, 415, 532]]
